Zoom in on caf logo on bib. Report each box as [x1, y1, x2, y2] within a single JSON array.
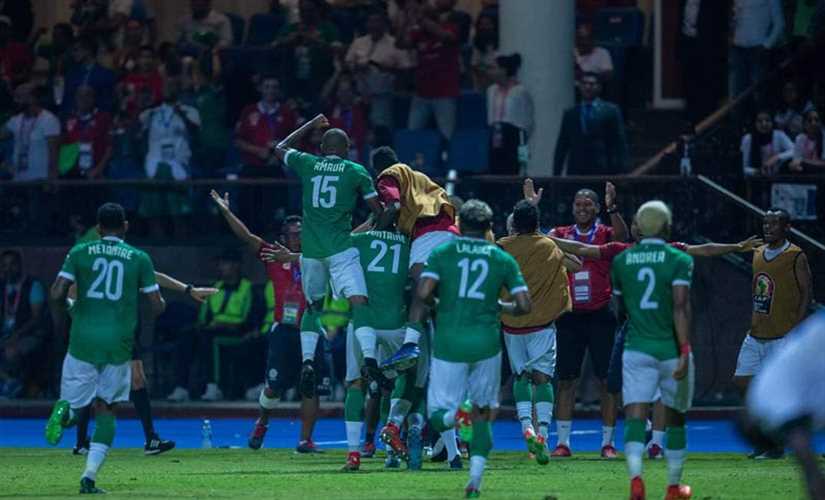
[[752, 273, 774, 314]]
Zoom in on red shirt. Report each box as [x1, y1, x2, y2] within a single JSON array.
[[0, 42, 33, 83], [377, 176, 460, 240], [121, 72, 164, 117], [258, 242, 306, 326], [235, 102, 298, 168], [409, 22, 461, 98], [327, 102, 368, 160], [63, 110, 113, 172], [598, 241, 689, 262], [551, 223, 614, 312]]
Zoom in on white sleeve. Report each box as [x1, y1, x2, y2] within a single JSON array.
[[43, 113, 61, 137], [776, 131, 795, 161]]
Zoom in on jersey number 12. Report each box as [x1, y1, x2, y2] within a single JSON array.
[[458, 258, 488, 300], [87, 258, 124, 301]]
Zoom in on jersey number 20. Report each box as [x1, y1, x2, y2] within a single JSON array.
[[636, 267, 659, 310], [87, 258, 124, 301], [458, 258, 488, 300], [310, 175, 338, 208]]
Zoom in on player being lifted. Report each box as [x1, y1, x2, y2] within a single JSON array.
[[413, 200, 531, 498], [272, 115, 384, 399], [46, 203, 166, 494], [610, 201, 694, 500]]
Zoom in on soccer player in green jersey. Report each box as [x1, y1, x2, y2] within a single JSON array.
[[342, 229, 416, 471], [610, 201, 695, 500], [273, 114, 384, 399], [46, 203, 166, 494], [413, 200, 531, 498]]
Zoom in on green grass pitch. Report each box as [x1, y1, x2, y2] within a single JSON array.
[[0, 449, 809, 499]]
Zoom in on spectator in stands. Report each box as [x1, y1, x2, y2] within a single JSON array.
[[61, 85, 112, 179], [119, 45, 164, 118], [729, 0, 785, 98], [70, 0, 110, 49], [0, 0, 33, 43], [0, 82, 60, 180], [33, 23, 75, 84], [574, 23, 613, 83], [139, 77, 200, 237], [321, 72, 368, 161], [741, 110, 794, 176], [775, 80, 813, 138], [0, 16, 33, 86], [176, 0, 233, 57], [235, 74, 298, 177], [61, 36, 116, 115], [111, 19, 146, 73], [107, 95, 145, 212], [345, 8, 410, 128], [0, 249, 46, 399], [487, 53, 533, 175], [470, 12, 498, 91], [276, 0, 339, 106], [108, 0, 156, 49], [182, 53, 228, 177], [168, 248, 253, 402], [790, 109, 825, 172], [553, 73, 628, 176], [678, 0, 730, 126], [399, 0, 462, 142]]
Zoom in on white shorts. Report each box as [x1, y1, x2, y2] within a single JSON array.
[[60, 353, 131, 409], [345, 325, 405, 383], [748, 313, 825, 432], [734, 334, 788, 377], [300, 247, 368, 302], [503, 325, 556, 377], [427, 353, 501, 415], [410, 231, 457, 267], [622, 350, 694, 413]]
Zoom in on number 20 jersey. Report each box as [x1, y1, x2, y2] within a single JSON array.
[[610, 239, 693, 361], [422, 237, 527, 363], [59, 237, 158, 365]]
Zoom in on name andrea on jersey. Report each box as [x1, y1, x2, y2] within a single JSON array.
[[625, 251, 666, 265]]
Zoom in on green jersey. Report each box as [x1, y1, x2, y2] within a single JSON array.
[[423, 237, 527, 363], [59, 236, 158, 365], [285, 149, 377, 259], [352, 230, 410, 330], [610, 239, 694, 361]]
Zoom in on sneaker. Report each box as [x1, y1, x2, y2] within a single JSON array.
[[754, 447, 784, 460], [665, 484, 692, 499], [341, 451, 361, 472], [524, 428, 549, 465], [407, 426, 423, 470], [79, 477, 106, 494], [200, 383, 223, 401], [245, 383, 265, 401], [299, 361, 316, 399], [464, 486, 481, 498], [380, 343, 420, 372], [73, 438, 90, 456], [361, 440, 376, 458], [296, 439, 323, 454], [459, 439, 470, 459], [647, 443, 664, 460], [248, 419, 268, 450], [455, 406, 473, 443], [379, 422, 409, 461], [551, 444, 572, 458], [629, 476, 645, 500], [144, 435, 175, 456], [166, 386, 190, 402], [601, 444, 619, 459], [384, 450, 401, 469], [449, 454, 463, 470], [45, 399, 71, 446]]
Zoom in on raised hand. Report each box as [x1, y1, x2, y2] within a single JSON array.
[[605, 181, 617, 209], [189, 287, 219, 303], [312, 113, 330, 129], [737, 235, 763, 252], [523, 178, 543, 206], [210, 189, 230, 212]]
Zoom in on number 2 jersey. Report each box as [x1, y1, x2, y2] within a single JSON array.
[[422, 237, 527, 363], [610, 238, 693, 361], [285, 149, 377, 259], [58, 236, 158, 365], [352, 230, 410, 330]]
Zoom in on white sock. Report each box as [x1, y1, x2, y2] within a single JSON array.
[[443, 428, 459, 461], [650, 430, 665, 448], [468, 455, 486, 490], [407, 412, 424, 431], [556, 420, 572, 447], [345, 421, 363, 452], [354, 327, 377, 359], [403, 326, 421, 345], [82, 442, 109, 482], [258, 389, 279, 410], [442, 410, 456, 429], [538, 424, 549, 440], [516, 401, 533, 433], [300, 331, 320, 362], [602, 426, 615, 447], [625, 441, 645, 479], [388, 398, 412, 427], [535, 402, 553, 434], [666, 448, 686, 485]]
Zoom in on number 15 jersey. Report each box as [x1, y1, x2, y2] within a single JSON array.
[[58, 236, 158, 365], [610, 239, 693, 361], [422, 237, 527, 363]]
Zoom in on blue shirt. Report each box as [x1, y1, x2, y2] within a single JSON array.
[[733, 0, 785, 48], [61, 63, 117, 115]]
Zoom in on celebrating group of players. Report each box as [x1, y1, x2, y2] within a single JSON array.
[[41, 115, 822, 499]]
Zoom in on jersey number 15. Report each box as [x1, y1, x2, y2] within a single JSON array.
[[310, 175, 338, 208]]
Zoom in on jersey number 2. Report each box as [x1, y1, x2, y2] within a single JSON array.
[[87, 258, 124, 301], [310, 175, 338, 208], [636, 267, 659, 310], [367, 240, 402, 274], [458, 258, 488, 300]]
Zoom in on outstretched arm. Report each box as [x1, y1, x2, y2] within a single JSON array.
[[686, 236, 763, 257], [155, 272, 219, 304], [273, 114, 329, 163], [549, 235, 602, 259], [210, 189, 265, 250]]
